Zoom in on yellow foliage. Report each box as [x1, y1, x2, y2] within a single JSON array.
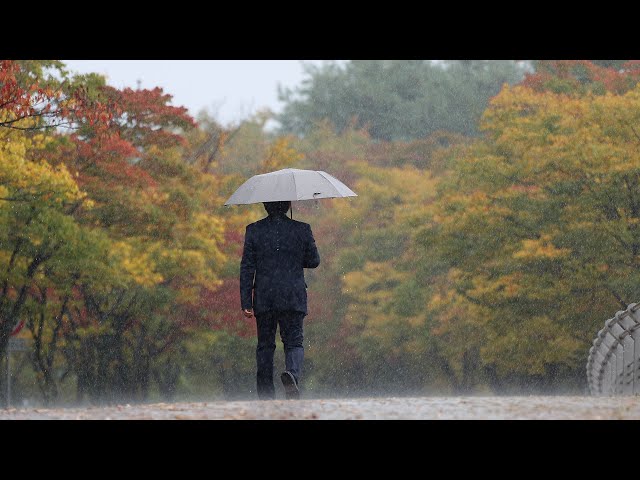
[[109, 240, 164, 287], [261, 137, 304, 172], [481, 316, 583, 376], [341, 261, 423, 346], [468, 273, 523, 301], [512, 234, 571, 260], [421, 81, 640, 379], [333, 162, 438, 232], [0, 129, 85, 206]]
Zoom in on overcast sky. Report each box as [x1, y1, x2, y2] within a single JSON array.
[[62, 60, 337, 126]]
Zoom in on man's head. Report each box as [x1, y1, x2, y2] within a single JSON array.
[[263, 201, 291, 216]]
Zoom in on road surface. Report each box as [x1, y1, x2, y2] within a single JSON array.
[[2, 396, 640, 419]]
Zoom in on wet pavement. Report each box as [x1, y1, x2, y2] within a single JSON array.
[[2, 396, 640, 419]]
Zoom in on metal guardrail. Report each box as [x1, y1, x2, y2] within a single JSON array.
[[587, 302, 640, 395]]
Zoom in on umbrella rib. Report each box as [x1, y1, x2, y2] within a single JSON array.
[[316, 171, 341, 195], [291, 170, 298, 201], [317, 171, 356, 196], [250, 177, 263, 204]]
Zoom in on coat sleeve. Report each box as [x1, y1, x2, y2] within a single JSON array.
[[240, 225, 256, 310], [303, 223, 320, 269]]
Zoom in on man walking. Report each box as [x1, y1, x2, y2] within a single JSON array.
[[240, 200, 320, 400]]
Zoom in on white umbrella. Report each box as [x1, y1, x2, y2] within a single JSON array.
[[224, 168, 357, 206]]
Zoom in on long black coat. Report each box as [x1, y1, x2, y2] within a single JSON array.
[[240, 213, 320, 315]]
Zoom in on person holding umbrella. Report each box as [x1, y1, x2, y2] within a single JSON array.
[[227, 168, 357, 400], [240, 200, 319, 399]]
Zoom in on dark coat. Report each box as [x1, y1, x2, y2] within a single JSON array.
[[240, 213, 320, 315]]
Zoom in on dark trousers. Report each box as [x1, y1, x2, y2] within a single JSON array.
[[255, 310, 305, 400]]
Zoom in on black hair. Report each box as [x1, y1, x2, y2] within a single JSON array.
[[263, 201, 291, 216]]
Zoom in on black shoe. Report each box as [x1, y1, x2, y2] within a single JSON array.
[[280, 371, 300, 400]]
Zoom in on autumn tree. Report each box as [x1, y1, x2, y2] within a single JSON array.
[[54, 81, 233, 403], [0, 61, 103, 365], [524, 60, 640, 95], [0, 60, 236, 403], [413, 81, 640, 391]]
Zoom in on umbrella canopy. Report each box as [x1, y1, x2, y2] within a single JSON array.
[[224, 168, 357, 206]]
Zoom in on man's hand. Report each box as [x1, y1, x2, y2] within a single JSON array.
[[242, 308, 254, 318]]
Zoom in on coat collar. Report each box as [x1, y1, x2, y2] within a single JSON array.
[[267, 213, 288, 221]]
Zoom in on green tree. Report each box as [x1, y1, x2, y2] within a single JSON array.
[[277, 60, 527, 141]]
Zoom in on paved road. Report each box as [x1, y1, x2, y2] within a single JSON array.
[[2, 396, 640, 419]]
